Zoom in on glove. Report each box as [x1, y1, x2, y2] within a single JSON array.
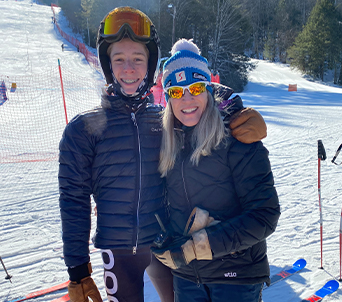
[[184, 207, 219, 235], [230, 107, 267, 144], [151, 229, 212, 270], [68, 276, 103, 302], [68, 262, 102, 302]]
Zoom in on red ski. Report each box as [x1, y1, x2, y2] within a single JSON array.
[[8, 281, 70, 302], [51, 293, 70, 302], [301, 280, 339, 301]]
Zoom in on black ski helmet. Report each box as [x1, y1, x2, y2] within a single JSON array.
[[97, 7, 160, 88]]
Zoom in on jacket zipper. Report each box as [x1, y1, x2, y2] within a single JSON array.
[[180, 135, 201, 284], [181, 159, 192, 214], [131, 112, 142, 255]]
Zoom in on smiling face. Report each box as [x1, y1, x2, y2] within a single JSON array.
[[109, 38, 149, 95], [170, 89, 208, 127]]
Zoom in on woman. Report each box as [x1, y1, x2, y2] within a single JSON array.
[[152, 39, 281, 302]]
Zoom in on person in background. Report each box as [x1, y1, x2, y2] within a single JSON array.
[[210, 69, 220, 83], [152, 39, 280, 302], [59, 7, 268, 302], [151, 71, 167, 107]]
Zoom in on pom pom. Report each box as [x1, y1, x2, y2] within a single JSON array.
[[171, 39, 201, 56]]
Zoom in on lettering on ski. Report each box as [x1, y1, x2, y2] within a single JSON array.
[[301, 279, 339, 302], [265, 258, 307, 289], [8, 281, 70, 302], [50, 293, 70, 302]]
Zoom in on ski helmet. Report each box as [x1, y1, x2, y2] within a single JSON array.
[[97, 7, 160, 89]]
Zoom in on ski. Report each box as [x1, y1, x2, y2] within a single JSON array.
[[8, 281, 70, 302], [50, 293, 70, 302], [301, 279, 339, 302], [264, 258, 307, 289]]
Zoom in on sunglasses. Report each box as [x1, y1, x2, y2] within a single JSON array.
[[165, 82, 209, 99], [102, 7, 152, 41]]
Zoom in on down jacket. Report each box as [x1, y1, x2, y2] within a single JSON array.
[[59, 93, 167, 267], [166, 129, 280, 285]]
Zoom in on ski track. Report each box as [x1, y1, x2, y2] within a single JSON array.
[[1, 1, 342, 301]]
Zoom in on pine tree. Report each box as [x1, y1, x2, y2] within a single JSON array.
[[288, 0, 342, 81]]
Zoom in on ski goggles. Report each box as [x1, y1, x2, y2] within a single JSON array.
[[164, 82, 209, 99], [101, 7, 152, 41]]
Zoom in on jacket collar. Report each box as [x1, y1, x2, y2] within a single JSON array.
[[101, 90, 152, 114]]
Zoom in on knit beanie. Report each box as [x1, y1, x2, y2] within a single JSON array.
[[162, 39, 212, 101]]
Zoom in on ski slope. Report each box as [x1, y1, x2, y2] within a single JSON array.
[[1, 1, 342, 301]]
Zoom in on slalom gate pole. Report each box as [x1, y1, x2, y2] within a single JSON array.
[[317, 140, 326, 269], [58, 59, 68, 125], [0, 256, 12, 283], [336, 143, 342, 281]]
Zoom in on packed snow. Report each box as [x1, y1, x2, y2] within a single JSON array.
[[1, 0, 342, 301]]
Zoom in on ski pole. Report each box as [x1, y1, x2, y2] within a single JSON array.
[[317, 140, 326, 269], [332, 143, 342, 165], [340, 210, 342, 281], [0, 256, 12, 283]]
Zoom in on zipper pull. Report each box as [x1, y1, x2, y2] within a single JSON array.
[[133, 246, 137, 255], [131, 112, 137, 126]]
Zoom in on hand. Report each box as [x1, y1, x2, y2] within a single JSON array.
[[68, 276, 103, 302], [230, 107, 267, 144], [151, 229, 212, 270]]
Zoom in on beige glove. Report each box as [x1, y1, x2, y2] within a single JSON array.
[[68, 262, 102, 302], [184, 207, 219, 235], [152, 228, 212, 270], [153, 207, 218, 269], [230, 107, 267, 144]]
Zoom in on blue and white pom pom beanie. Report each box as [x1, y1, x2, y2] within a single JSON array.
[[162, 39, 212, 101]]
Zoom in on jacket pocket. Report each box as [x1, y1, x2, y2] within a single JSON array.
[[221, 249, 248, 261]]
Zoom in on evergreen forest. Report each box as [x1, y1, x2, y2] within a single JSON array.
[[40, 0, 342, 92]]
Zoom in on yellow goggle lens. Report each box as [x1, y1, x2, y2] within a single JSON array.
[[103, 7, 151, 38], [167, 82, 207, 99]]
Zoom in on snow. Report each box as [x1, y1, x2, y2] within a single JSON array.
[[1, 0, 342, 301]]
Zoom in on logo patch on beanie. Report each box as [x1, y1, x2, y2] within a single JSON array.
[[193, 72, 207, 81], [164, 80, 172, 88], [176, 71, 186, 83]]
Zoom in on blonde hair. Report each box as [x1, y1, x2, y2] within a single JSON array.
[[158, 91, 229, 177]]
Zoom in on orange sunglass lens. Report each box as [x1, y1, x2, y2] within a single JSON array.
[[189, 83, 206, 95], [168, 88, 183, 99]]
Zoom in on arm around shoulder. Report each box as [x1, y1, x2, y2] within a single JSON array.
[[229, 108, 267, 144]]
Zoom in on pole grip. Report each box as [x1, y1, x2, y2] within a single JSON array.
[[318, 140, 327, 160]]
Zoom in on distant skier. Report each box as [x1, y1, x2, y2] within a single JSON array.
[[61, 43, 64, 51], [0, 80, 7, 106]]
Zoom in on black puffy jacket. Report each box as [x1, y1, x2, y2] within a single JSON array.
[[59, 93, 167, 267], [166, 130, 280, 285]]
